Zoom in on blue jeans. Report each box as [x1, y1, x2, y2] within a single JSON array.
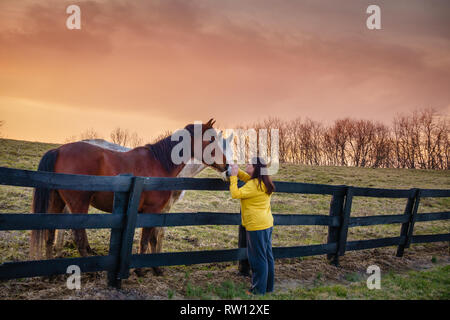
[[246, 227, 274, 295]]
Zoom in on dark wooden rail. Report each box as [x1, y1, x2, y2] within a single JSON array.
[[0, 166, 449, 288]]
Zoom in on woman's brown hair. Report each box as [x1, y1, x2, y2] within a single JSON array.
[[250, 157, 275, 195]]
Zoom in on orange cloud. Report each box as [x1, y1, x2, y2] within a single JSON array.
[[0, 0, 449, 142]]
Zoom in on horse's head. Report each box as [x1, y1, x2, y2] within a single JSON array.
[[184, 118, 233, 177]]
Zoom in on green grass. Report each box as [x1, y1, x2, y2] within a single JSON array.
[[264, 265, 450, 300], [177, 265, 450, 300], [185, 278, 249, 300], [0, 137, 449, 259], [0, 137, 449, 299]]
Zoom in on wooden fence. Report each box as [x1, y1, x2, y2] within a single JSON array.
[[0, 166, 449, 288]]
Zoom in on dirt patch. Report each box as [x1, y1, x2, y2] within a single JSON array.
[[0, 242, 448, 299]]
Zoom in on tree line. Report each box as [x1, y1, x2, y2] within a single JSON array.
[[61, 107, 448, 170], [234, 108, 448, 170]]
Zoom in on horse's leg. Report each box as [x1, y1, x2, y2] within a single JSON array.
[[140, 228, 152, 254], [61, 191, 93, 257], [135, 200, 170, 277], [54, 230, 64, 257], [134, 227, 152, 277], [71, 228, 95, 256], [45, 191, 66, 259], [149, 226, 165, 276], [146, 204, 171, 275], [54, 205, 70, 257]]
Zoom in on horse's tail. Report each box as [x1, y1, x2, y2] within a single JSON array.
[[29, 149, 59, 260]]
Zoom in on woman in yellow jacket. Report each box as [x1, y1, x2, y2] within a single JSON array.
[[229, 157, 275, 295]]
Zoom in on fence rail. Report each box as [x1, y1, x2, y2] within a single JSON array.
[[0, 166, 449, 288]]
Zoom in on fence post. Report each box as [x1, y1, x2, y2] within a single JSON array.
[[336, 187, 353, 258], [117, 176, 144, 280], [396, 188, 420, 257], [107, 174, 132, 288], [327, 187, 346, 266], [238, 210, 250, 276]]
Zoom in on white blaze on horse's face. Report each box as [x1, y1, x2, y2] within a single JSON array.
[[215, 130, 234, 163], [225, 132, 234, 162], [217, 130, 234, 181]]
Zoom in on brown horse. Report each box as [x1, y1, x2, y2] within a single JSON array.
[[29, 119, 229, 276]]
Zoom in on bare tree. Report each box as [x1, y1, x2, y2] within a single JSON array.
[[369, 122, 393, 168], [347, 119, 377, 167], [435, 115, 449, 170], [287, 117, 303, 164], [110, 127, 146, 148], [261, 117, 286, 163], [130, 132, 144, 148], [393, 109, 433, 169], [325, 118, 351, 166], [417, 108, 448, 170], [79, 128, 102, 140], [110, 127, 130, 147], [0, 120, 4, 138]]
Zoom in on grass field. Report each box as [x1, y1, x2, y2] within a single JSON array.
[[184, 264, 450, 300], [0, 138, 449, 300]]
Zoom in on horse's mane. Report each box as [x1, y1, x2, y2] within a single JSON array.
[[145, 125, 196, 173]]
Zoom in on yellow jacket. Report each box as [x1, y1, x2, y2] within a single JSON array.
[[229, 169, 274, 231]]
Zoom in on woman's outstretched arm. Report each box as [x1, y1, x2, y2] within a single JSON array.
[[237, 168, 251, 182], [229, 176, 258, 199]]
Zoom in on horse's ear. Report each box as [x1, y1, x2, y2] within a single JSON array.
[[206, 118, 215, 128]]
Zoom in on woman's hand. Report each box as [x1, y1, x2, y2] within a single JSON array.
[[230, 164, 239, 176]]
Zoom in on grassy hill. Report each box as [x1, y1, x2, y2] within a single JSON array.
[[0, 138, 448, 299]]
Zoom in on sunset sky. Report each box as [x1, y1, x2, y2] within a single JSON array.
[[0, 0, 449, 143]]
